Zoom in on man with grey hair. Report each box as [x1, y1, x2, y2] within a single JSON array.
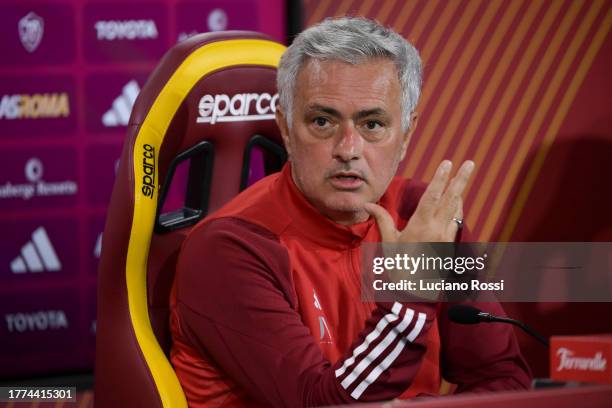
[[171, 17, 531, 407]]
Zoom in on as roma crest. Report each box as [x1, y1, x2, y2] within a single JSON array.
[[19, 12, 44, 53]]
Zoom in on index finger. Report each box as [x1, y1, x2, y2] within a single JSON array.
[[416, 160, 452, 218]]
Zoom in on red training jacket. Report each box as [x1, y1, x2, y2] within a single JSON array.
[[170, 164, 531, 407]]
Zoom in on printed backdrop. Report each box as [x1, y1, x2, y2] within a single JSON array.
[[303, 0, 612, 377], [0, 0, 284, 377]]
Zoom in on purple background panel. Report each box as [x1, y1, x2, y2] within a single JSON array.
[[0, 288, 86, 375], [0, 218, 78, 288], [0, 146, 79, 211], [83, 2, 169, 63], [0, 3, 75, 66], [87, 215, 107, 277], [84, 144, 123, 205], [176, 1, 258, 42], [85, 284, 97, 361], [0, 75, 77, 137], [85, 72, 150, 134], [0, 0, 285, 379]]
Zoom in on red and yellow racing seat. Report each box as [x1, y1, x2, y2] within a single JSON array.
[[95, 31, 286, 408]]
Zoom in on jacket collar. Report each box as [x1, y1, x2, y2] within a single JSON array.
[[276, 164, 396, 249]]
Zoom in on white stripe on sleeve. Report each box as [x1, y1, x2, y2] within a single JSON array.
[[335, 302, 402, 378], [340, 307, 415, 390], [350, 312, 427, 399]]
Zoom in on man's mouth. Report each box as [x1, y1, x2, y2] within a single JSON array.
[[328, 172, 366, 190]]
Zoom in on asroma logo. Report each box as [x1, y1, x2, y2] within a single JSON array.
[[18, 11, 44, 53], [0, 93, 70, 120]]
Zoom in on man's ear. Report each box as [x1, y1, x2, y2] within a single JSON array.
[[275, 106, 292, 157], [399, 111, 418, 161]]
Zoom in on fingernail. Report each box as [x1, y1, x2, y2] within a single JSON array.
[[465, 160, 475, 171], [441, 161, 452, 171]]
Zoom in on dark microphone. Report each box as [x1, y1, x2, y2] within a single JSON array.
[[448, 304, 550, 347]]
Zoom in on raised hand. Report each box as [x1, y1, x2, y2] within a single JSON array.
[[364, 160, 475, 243]]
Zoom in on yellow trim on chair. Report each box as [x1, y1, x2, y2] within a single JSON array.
[[127, 38, 286, 408]]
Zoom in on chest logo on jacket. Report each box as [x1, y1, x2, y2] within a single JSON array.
[[314, 291, 333, 344]]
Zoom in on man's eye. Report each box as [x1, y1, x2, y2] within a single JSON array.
[[365, 120, 383, 130], [314, 117, 329, 127]]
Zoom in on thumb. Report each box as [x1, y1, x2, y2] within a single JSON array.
[[363, 203, 398, 242]]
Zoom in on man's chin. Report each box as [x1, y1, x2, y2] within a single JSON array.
[[322, 196, 370, 219]]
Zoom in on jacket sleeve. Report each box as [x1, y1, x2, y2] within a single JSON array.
[[174, 217, 437, 407]]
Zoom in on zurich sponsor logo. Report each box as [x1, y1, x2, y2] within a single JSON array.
[[18, 12, 44, 53], [5, 310, 69, 333], [197, 92, 278, 124], [10, 226, 61, 273], [102, 80, 140, 127], [95, 19, 158, 40], [0, 157, 78, 201]]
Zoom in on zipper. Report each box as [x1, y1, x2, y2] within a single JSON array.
[[346, 244, 374, 319]]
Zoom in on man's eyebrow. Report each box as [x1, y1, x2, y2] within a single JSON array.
[[305, 104, 342, 117], [354, 108, 388, 120], [305, 105, 388, 119]]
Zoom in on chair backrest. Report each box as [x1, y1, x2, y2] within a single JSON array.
[[95, 32, 286, 408]]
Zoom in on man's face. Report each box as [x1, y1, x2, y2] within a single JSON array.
[[276, 58, 416, 225]]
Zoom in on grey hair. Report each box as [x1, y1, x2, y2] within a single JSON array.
[[277, 17, 422, 132]]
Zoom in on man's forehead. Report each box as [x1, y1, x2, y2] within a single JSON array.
[[298, 58, 397, 81], [295, 58, 401, 111]]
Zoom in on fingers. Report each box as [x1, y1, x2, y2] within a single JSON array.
[[370, 160, 474, 244], [415, 160, 452, 219], [437, 160, 474, 223], [363, 203, 398, 242], [445, 198, 464, 239]]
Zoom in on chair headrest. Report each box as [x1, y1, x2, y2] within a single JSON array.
[[129, 31, 286, 215]]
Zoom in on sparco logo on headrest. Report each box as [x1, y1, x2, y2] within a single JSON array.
[[197, 93, 278, 125], [141, 144, 155, 198], [556, 347, 607, 372]]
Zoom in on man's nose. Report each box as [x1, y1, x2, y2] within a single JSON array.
[[332, 124, 364, 162]]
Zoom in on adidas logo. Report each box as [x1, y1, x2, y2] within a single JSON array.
[[102, 80, 140, 127], [93, 232, 102, 258], [11, 227, 61, 273]]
